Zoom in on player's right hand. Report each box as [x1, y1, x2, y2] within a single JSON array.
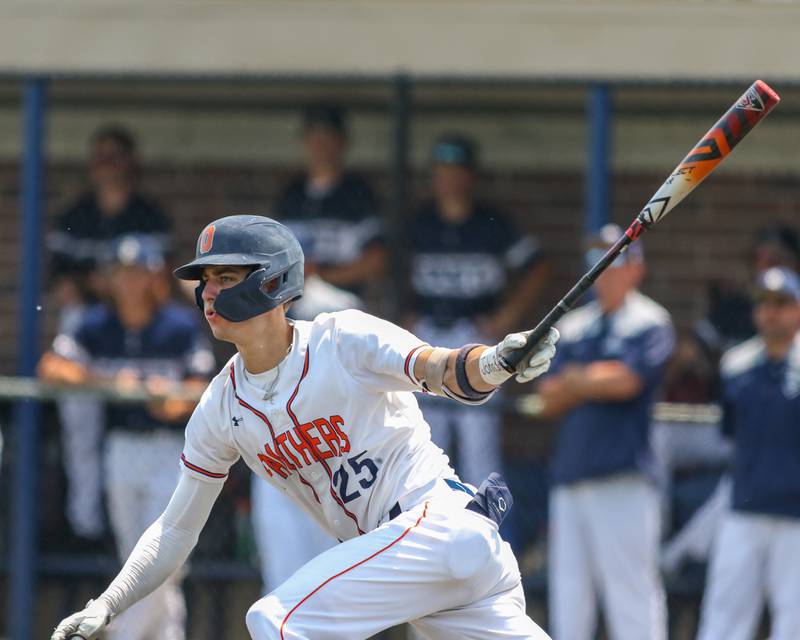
[[478, 327, 559, 386], [51, 599, 111, 640]]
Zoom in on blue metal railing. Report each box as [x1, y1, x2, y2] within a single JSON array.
[[8, 77, 47, 640]]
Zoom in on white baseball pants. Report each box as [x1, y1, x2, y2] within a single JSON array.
[[58, 396, 106, 538], [251, 474, 337, 593], [697, 511, 800, 640], [548, 474, 666, 640], [245, 492, 549, 639], [104, 430, 187, 640]]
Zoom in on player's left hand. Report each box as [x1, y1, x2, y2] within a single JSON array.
[[479, 327, 559, 385], [51, 599, 111, 640]]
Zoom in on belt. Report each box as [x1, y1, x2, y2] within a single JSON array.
[[387, 478, 475, 521], [387, 473, 512, 529]]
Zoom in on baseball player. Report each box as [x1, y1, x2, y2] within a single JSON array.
[[40, 234, 214, 640], [250, 236, 357, 593], [407, 134, 549, 485], [47, 125, 173, 546], [51, 215, 558, 640], [273, 104, 385, 294], [697, 267, 800, 640], [536, 224, 674, 640]]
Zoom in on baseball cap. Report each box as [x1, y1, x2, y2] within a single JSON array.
[[106, 234, 165, 272], [302, 104, 347, 135], [754, 266, 800, 303], [585, 223, 644, 269], [431, 134, 478, 169]]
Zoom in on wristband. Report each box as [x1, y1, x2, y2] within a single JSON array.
[[454, 344, 492, 400]]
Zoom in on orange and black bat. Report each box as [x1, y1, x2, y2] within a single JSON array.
[[503, 80, 781, 371]]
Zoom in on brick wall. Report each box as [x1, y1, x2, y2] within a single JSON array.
[[1, 162, 798, 375]]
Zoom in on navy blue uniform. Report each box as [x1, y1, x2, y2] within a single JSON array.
[[54, 303, 215, 431], [720, 336, 800, 519], [549, 291, 675, 486], [274, 173, 382, 268], [547, 290, 673, 640], [48, 192, 172, 287], [408, 201, 542, 328], [406, 201, 542, 487]]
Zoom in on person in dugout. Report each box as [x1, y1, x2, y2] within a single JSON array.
[[273, 104, 386, 296], [536, 224, 675, 640], [696, 266, 800, 640], [39, 234, 214, 640], [46, 124, 174, 548], [405, 133, 550, 486]]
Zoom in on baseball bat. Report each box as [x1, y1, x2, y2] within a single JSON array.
[[502, 79, 780, 370]]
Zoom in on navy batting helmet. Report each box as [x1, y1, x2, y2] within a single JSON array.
[[174, 215, 304, 322]]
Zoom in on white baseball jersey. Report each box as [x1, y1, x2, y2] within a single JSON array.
[[180, 309, 458, 541]]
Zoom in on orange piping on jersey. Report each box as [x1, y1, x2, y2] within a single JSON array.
[[300, 420, 335, 459], [311, 418, 343, 457], [275, 432, 303, 468], [404, 345, 426, 385], [329, 415, 351, 453], [286, 350, 366, 536], [279, 502, 430, 639], [229, 363, 321, 505], [180, 454, 227, 479], [284, 428, 317, 466], [257, 442, 292, 479]]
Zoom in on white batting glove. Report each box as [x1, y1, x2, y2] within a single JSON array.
[[51, 599, 111, 640], [478, 327, 559, 385]]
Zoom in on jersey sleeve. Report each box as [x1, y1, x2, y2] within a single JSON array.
[[331, 310, 429, 394], [181, 382, 240, 483], [619, 323, 676, 388]]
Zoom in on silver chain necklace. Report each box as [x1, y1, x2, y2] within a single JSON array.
[[247, 340, 293, 402], [261, 362, 282, 402]]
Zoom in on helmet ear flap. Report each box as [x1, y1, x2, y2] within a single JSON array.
[[194, 281, 205, 311]]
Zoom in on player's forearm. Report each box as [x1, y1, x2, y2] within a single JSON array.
[[97, 473, 221, 618], [98, 516, 198, 616], [414, 346, 496, 397], [567, 361, 643, 402], [536, 377, 582, 419]]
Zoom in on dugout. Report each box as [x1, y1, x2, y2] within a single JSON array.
[[2, 2, 800, 639]]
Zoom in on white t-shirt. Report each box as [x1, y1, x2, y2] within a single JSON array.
[[180, 310, 456, 541]]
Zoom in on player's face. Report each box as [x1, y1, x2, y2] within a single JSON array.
[[754, 293, 800, 342], [200, 266, 286, 344], [109, 264, 157, 307], [432, 164, 475, 202], [90, 138, 134, 187], [594, 261, 644, 312], [303, 126, 346, 168]]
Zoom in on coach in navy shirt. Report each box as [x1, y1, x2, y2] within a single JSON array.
[[39, 235, 214, 640], [537, 224, 674, 640], [698, 266, 800, 640]]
